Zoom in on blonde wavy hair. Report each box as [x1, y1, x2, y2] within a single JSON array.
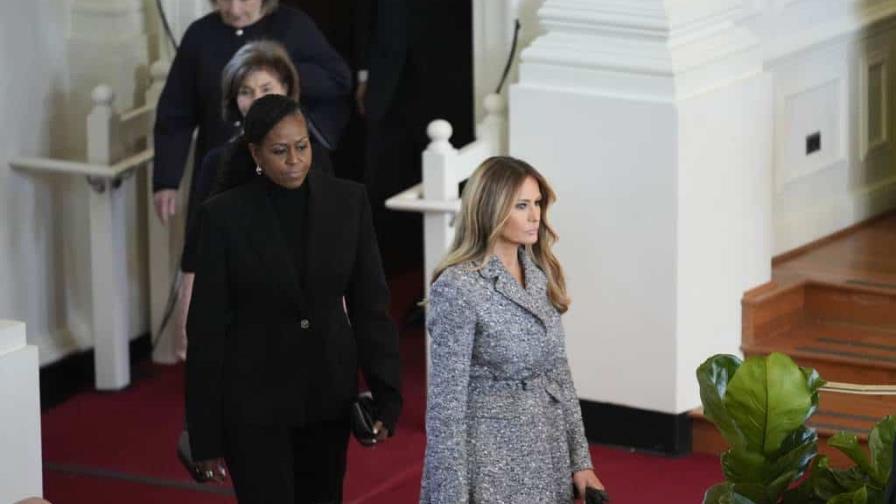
[[431, 156, 570, 313]]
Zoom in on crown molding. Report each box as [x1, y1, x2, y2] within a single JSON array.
[[518, 0, 763, 101]]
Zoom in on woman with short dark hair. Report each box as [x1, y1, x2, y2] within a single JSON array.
[[152, 0, 350, 226], [174, 40, 333, 360], [186, 95, 401, 502]]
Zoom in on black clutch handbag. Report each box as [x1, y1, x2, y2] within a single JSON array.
[[574, 486, 610, 504], [351, 391, 378, 446]]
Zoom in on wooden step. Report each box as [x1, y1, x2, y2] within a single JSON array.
[[693, 214, 896, 465], [743, 281, 896, 349], [744, 319, 896, 384]]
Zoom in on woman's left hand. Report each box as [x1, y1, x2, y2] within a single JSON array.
[[372, 420, 389, 442], [572, 469, 605, 501]]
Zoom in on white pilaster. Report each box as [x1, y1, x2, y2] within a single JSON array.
[[0, 321, 42, 502], [511, 0, 772, 416]]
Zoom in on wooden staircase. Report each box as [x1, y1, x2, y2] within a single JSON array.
[[691, 213, 896, 467]]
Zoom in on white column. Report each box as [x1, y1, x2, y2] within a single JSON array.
[[0, 321, 42, 502], [511, 0, 772, 415], [86, 86, 131, 390]]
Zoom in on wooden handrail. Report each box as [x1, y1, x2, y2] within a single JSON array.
[[10, 148, 154, 179], [820, 381, 896, 396]]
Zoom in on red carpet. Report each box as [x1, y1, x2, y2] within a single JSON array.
[[40, 268, 722, 502]]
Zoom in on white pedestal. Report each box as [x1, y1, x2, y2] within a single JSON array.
[[510, 0, 773, 416], [0, 321, 43, 502]]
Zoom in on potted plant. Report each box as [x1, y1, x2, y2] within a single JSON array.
[[698, 353, 896, 503]]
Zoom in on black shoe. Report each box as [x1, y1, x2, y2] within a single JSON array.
[[176, 430, 215, 483]]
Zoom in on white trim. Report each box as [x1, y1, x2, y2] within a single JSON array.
[[766, 1, 896, 63], [519, 0, 762, 101], [860, 48, 890, 161]]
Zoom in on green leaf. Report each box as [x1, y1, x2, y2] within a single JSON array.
[[724, 353, 814, 455], [764, 426, 818, 495], [698, 354, 745, 447], [767, 426, 818, 477], [703, 482, 756, 504], [722, 446, 765, 483], [800, 366, 826, 418], [868, 415, 896, 484], [731, 483, 770, 504], [825, 485, 868, 504], [801, 456, 847, 502], [828, 432, 874, 476]]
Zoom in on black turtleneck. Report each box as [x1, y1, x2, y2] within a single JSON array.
[[266, 177, 310, 287]]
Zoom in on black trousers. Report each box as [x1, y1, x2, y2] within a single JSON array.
[[224, 419, 350, 504]]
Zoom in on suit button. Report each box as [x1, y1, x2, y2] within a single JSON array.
[[300, 319, 310, 329]]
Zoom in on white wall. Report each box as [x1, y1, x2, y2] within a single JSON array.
[[0, 0, 78, 365], [0, 0, 155, 366], [756, 0, 896, 253]]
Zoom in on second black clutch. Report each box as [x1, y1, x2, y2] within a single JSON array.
[[351, 391, 378, 446]]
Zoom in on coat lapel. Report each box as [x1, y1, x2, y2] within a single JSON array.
[[479, 249, 553, 327], [304, 169, 343, 294], [243, 177, 306, 314]]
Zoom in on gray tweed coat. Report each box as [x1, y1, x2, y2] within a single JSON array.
[[420, 250, 593, 504]]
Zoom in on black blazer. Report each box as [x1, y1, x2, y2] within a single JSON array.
[[185, 169, 402, 460]]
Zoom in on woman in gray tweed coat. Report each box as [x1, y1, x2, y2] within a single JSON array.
[[420, 156, 605, 503]]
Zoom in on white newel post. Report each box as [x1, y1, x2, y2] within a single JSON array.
[[86, 86, 131, 390], [511, 0, 773, 427], [0, 321, 42, 502], [422, 121, 460, 299], [146, 61, 180, 365]]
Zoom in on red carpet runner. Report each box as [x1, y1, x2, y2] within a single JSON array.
[[40, 271, 721, 502]]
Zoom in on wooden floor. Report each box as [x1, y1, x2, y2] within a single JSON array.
[[693, 211, 896, 465], [773, 211, 896, 288]]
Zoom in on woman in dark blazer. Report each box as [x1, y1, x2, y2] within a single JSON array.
[[175, 40, 333, 359], [152, 0, 351, 226], [186, 95, 401, 503]]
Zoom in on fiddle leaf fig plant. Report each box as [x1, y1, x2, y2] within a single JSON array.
[[698, 353, 825, 504], [789, 416, 896, 503], [699, 352, 896, 504]]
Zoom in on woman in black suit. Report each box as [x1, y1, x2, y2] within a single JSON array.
[[186, 95, 402, 503], [175, 40, 334, 360]]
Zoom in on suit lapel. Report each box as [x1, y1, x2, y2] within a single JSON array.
[[243, 178, 306, 314], [480, 250, 552, 327], [304, 170, 339, 299]]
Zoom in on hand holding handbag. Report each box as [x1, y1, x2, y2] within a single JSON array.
[[351, 391, 379, 447], [573, 485, 610, 504]]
